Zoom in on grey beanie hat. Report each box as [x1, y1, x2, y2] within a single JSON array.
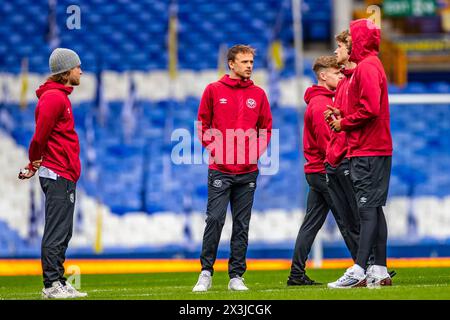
[[49, 48, 81, 75]]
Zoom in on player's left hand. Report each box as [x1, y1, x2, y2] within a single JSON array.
[[18, 167, 35, 180], [330, 119, 342, 132]]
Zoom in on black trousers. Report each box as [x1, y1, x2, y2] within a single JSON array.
[[289, 173, 354, 279], [350, 156, 391, 268], [40, 177, 76, 288], [200, 169, 258, 279], [325, 159, 360, 261]]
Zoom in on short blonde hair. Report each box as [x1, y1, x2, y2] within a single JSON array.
[[312, 56, 340, 79]]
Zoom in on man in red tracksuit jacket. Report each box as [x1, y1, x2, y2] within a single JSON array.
[[287, 56, 354, 286], [193, 45, 272, 292], [328, 19, 393, 288], [19, 48, 87, 298]]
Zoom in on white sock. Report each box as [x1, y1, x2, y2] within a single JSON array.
[[372, 265, 388, 277], [201, 270, 211, 277], [352, 264, 366, 277]]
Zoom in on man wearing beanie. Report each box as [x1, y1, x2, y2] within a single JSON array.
[[19, 48, 87, 299]]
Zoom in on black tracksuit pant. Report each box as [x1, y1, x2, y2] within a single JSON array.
[[350, 156, 391, 268], [325, 159, 360, 261], [289, 173, 355, 279], [200, 169, 258, 279], [40, 176, 76, 288]]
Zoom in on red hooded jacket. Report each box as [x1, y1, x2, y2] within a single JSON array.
[[28, 81, 81, 182], [303, 85, 334, 174], [325, 68, 354, 167], [340, 19, 393, 157], [197, 75, 272, 174]]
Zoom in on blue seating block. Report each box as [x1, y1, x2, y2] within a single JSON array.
[[0, 0, 334, 72]]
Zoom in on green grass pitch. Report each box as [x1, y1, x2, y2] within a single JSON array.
[[1, 267, 449, 300]]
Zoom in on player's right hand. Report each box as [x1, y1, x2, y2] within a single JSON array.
[[32, 159, 43, 170], [324, 105, 341, 121]]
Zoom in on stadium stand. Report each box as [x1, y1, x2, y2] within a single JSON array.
[[0, 0, 449, 258]]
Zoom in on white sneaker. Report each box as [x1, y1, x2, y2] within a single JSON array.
[[328, 266, 367, 289], [192, 271, 212, 292], [228, 276, 249, 291], [366, 265, 392, 288], [64, 282, 88, 298], [42, 281, 72, 299]]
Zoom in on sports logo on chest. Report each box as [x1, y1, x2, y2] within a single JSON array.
[[246, 98, 256, 109], [219, 98, 228, 104]]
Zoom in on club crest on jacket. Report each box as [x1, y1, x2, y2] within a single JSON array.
[[246, 98, 256, 109]]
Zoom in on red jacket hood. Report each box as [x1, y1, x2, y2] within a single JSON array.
[[349, 19, 380, 63], [36, 80, 73, 98], [304, 85, 335, 104], [218, 74, 254, 88]]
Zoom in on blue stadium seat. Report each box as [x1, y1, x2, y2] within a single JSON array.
[[0, 0, 335, 72], [404, 82, 428, 93], [431, 82, 450, 93]]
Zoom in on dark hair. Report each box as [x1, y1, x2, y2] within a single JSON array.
[[48, 70, 71, 84], [335, 29, 352, 54], [312, 56, 340, 79], [227, 44, 256, 63]]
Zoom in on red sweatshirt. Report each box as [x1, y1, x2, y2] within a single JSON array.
[[325, 68, 354, 167], [197, 74, 272, 174], [303, 85, 334, 174], [340, 19, 393, 157], [28, 81, 81, 182]]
